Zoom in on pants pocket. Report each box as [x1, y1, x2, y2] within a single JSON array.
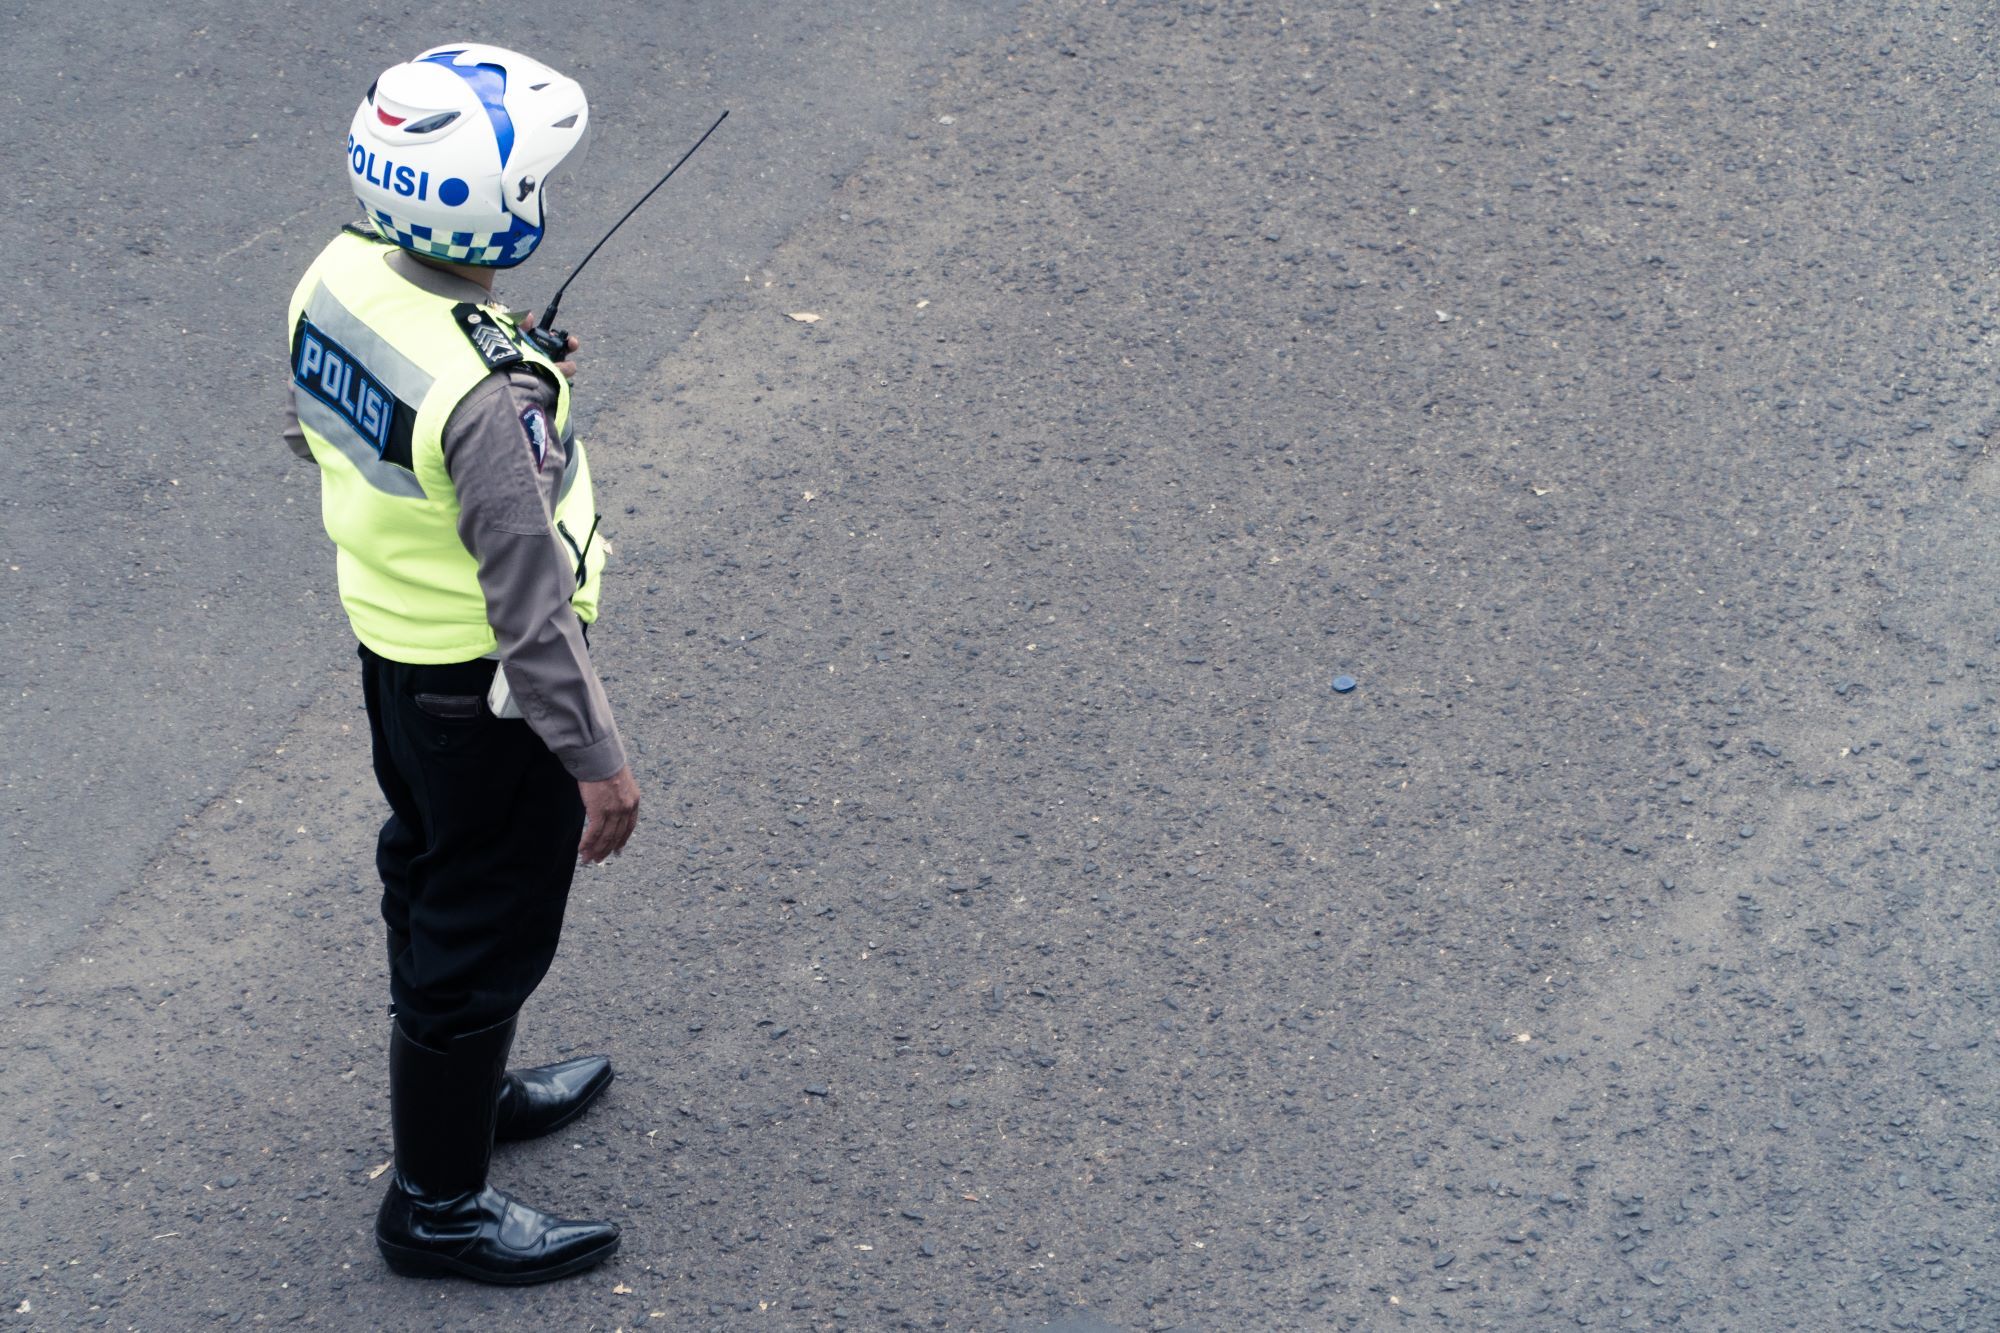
[[412, 692, 484, 721]]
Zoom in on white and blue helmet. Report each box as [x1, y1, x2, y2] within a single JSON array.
[[347, 43, 588, 267]]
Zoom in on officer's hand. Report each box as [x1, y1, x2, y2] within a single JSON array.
[[515, 310, 581, 380], [578, 766, 640, 864]]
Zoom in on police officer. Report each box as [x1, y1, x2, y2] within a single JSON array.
[[282, 43, 638, 1284]]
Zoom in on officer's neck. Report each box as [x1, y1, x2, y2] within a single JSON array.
[[409, 254, 497, 293]]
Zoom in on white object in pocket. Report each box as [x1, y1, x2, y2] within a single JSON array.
[[487, 664, 524, 719]]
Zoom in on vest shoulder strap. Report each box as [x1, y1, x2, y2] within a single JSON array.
[[452, 303, 525, 372]]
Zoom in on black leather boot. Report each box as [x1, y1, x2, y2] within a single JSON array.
[[495, 1055, 614, 1142], [375, 1017, 620, 1284]]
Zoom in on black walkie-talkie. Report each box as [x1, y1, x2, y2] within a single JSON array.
[[524, 109, 731, 360]]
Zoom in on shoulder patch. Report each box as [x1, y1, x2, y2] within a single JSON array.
[[520, 403, 553, 472], [453, 303, 523, 371]]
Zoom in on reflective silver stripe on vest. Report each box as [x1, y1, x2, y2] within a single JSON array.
[[304, 281, 435, 407], [558, 419, 580, 503], [295, 392, 427, 498], [298, 281, 436, 499]]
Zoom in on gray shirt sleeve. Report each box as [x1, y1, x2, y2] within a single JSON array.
[[442, 368, 628, 782]]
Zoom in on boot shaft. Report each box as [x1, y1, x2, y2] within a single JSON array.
[[388, 1015, 517, 1200]]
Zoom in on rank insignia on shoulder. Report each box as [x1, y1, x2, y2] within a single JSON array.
[[453, 303, 523, 371]]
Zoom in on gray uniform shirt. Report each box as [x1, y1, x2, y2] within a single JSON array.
[[284, 249, 626, 782]]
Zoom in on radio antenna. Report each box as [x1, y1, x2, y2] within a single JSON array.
[[526, 109, 730, 356]]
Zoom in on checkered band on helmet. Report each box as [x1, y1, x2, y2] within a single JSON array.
[[369, 209, 542, 266]]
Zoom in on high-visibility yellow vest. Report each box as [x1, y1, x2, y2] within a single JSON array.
[[286, 229, 604, 663]]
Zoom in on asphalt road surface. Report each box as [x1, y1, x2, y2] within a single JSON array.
[[6, 1, 2000, 1329]]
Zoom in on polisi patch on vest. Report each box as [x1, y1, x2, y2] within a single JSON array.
[[292, 315, 414, 470], [453, 303, 523, 371]]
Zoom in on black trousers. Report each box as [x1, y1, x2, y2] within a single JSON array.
[[359, 644, 585, 1048]]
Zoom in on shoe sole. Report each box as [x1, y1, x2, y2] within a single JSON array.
[[495, 1068, 615, 1144], [377, 1232, 620, 1285]]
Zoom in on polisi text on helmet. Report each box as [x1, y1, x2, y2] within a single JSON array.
[[348, 134, 443, 204]]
